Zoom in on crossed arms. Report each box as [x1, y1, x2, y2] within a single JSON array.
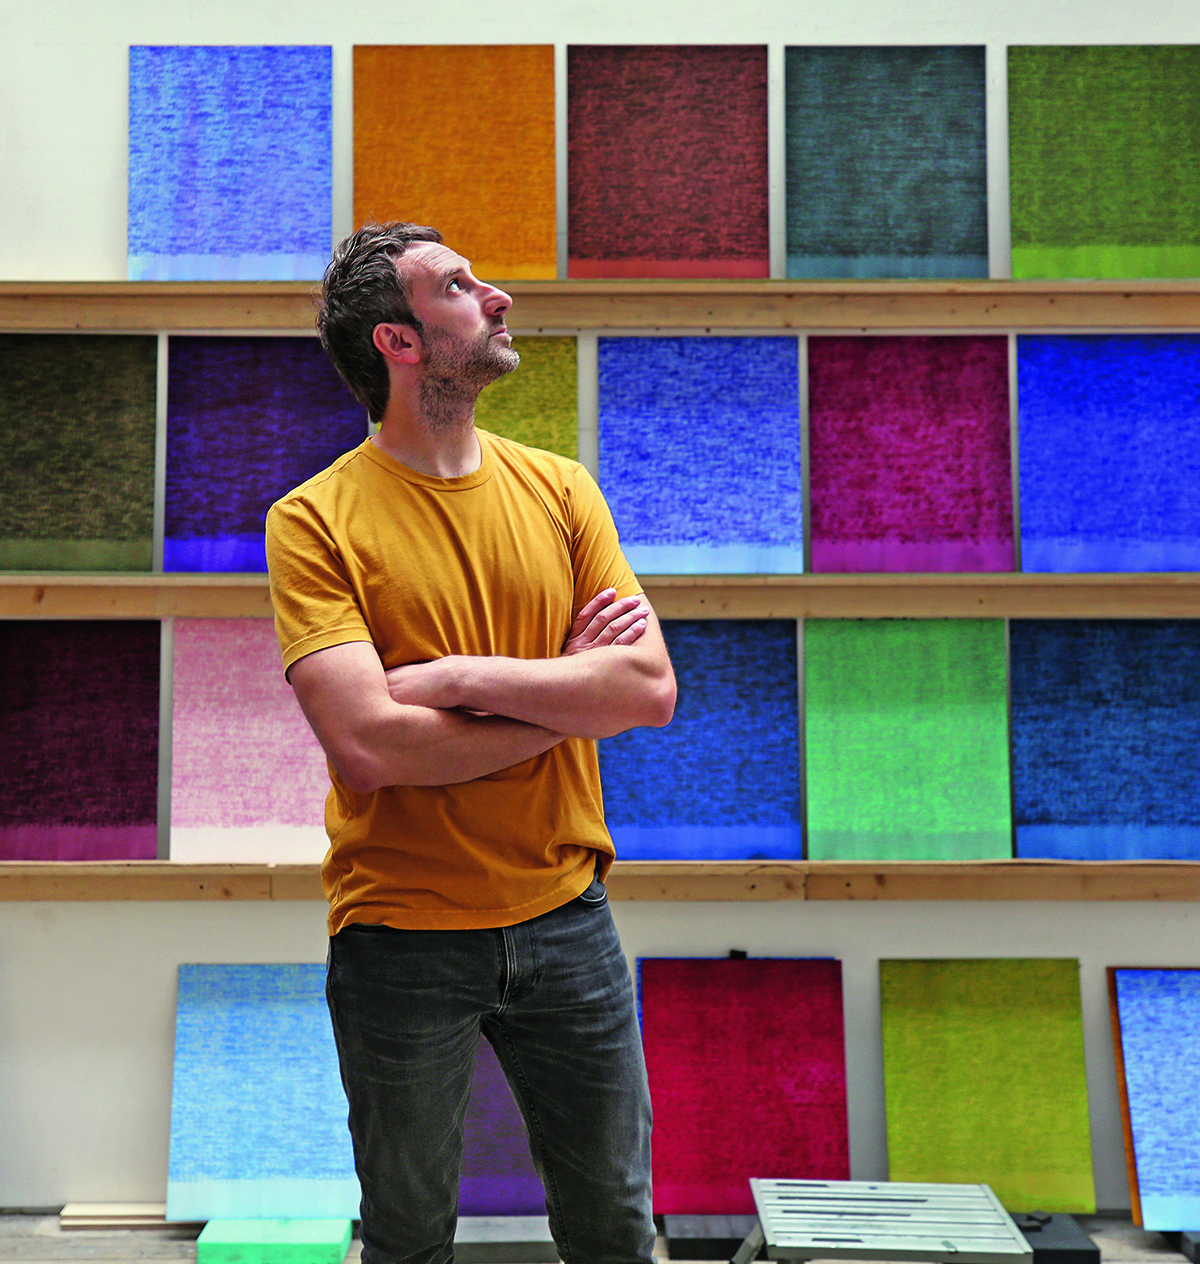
[[288, 589, 677, 794]]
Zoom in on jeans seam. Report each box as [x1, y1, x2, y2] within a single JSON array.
[[496, 927, 514, 1015], [488, 1024, 575, 1264]]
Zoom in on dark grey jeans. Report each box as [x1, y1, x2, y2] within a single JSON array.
[[325, 875, 655, 1264]]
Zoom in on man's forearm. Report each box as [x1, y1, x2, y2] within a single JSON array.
[[287, 642, 566, 793], [339, 705, 565, 791], [389, 644, 675, 740]]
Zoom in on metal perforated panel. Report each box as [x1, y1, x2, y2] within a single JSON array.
[[749, 1179, 1033, 1263]]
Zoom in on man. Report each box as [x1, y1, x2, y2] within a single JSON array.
[[265, 221, 676, 1264]]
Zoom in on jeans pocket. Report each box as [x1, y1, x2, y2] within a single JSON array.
[[576, 875, 609, 907]]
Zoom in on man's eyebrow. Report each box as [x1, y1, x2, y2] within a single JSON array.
[[439, 261, 472, 284]]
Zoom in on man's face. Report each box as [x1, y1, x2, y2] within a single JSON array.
[[401, 242, 519, 389]]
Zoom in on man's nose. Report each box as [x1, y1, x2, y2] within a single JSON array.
[[483, 285, 512, 316]]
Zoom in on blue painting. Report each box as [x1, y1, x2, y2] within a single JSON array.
[[1112, 968, 1200, 1230], [598, 337, 803, 574], [600, 619, 802, 859], [166, 963, 541, 1221], [1011, 620, 1200, 859], [1018, 335, 1200, 571], [129, 46, 332, 280], [167, 964, 357, 1220]]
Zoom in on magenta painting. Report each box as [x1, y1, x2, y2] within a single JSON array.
[[170, 619, 330, 863], [808, 336, 1014, 572], [640, 957, 849, 1214]]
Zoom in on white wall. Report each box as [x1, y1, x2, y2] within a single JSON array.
[[2, 895, 1198, 1209], [2, 0, 1196, 281]]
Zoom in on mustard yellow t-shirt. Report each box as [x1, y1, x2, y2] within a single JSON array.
[[265, 431, 641, 933]]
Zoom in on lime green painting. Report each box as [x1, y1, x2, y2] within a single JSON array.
[[881, 958, 1096, 1212]]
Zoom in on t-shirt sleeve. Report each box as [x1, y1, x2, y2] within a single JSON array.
[[568, 464, 642, 618], [265, 496, 375, 677]]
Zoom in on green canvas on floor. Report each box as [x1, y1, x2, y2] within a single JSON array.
[[473, 335, 577, 459], [804, 619, 1011, 860], [0, 334, 157, 571], [880, 958, 1096, 1213], [1009, 46, 1200, 279]]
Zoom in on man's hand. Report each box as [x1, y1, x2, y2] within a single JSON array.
[[562, 589, 650, 655]]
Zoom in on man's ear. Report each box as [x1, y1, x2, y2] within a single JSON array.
[[373, 322, 422, 366]]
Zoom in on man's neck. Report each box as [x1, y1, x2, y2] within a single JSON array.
[[371, 412, 482, 479]]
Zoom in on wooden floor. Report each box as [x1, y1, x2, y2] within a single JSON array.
[[0, 1215, 1188, 1264]]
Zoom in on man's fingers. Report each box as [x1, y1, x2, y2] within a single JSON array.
[[567, 588, 617, 639], [611, 617, 648, 645], [584, 605, 650, 647]]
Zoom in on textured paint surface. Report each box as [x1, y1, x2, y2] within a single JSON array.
[[474, 337, 577, 459], [1018, 336, 1200, 572], [0, 621, 158, 860], [785, 47, 987, 278], [805, 621, 1012, 861], [1011, 621, 1200, 860], [809, 336, 1013, 572], [1009, 47, 1200, 279], [568, 47, 769, 278], [880, 959, 1095, 1212], [354, 46, 555, 280], [641, 958, 848, 1214], [1112, 969, 1200, 1230], [599, 621, 801, 860], [0, 335, 156, 570], [598, 338, 802, 573], [167, 964, 357, 1220], [460, 1037, 544, 1215], [165, 337, 366, 573], [171, 620, 330, 862], [129, 46, 331, 280], [167, 964, 543, 1220]]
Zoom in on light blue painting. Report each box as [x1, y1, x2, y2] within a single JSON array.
[[129, 46, 332, 281]]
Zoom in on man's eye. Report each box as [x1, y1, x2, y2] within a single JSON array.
[[448, 279, 462, 291]]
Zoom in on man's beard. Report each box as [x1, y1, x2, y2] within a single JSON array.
[[418, 322, 520, 431]]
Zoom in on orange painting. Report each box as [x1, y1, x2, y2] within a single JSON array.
[[354, 46, 557, 280]]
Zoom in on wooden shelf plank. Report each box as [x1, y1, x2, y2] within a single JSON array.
[[3, 573, 1199, 620], [2, 280, 1199, 332], [2, 860, 1200, 902], [0, 863, 273, 901]]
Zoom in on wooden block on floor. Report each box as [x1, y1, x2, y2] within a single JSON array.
[[454, 1215, 558, 1263], [663, 1214, 763, 1259], [61, 1202, 205, 1230], [1013, 1214, 1100, 1264], [197, 1219, 353, 1264]]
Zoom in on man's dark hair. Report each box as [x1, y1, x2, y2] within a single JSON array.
[[316, 222, 443, 423]]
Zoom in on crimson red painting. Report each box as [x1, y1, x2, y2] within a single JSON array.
[[640, 957, 849, 1214], [568, 46, 769, 278]]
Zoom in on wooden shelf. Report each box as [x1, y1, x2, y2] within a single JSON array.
[[1, 860, 1199, 902], [3, 572, 1199, 621], [2, 279, 1200, 332]]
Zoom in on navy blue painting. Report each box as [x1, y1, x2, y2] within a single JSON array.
[[598, 337, 803, 574], [600, 619, 802, 859], [1011, 620, 1200, 859]]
